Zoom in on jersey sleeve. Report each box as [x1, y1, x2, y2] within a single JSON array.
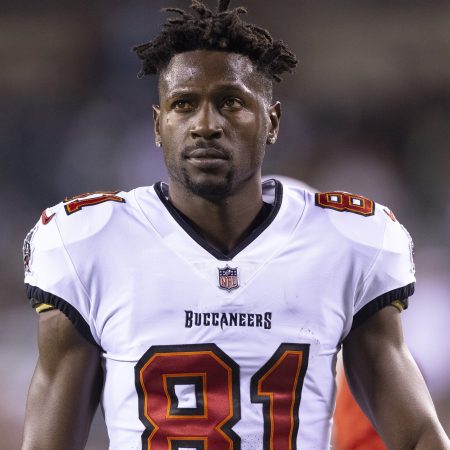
[[23, 207, 98, 345], [352, 208, 416, 329]]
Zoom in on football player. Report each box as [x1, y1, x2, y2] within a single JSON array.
[[22, 1, 449, 449]]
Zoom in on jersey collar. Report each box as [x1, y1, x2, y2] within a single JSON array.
[[154, 180, 283, 261]]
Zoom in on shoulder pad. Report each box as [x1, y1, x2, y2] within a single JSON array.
[[43, 190, 129, 245], [312, 191, 410, 251]]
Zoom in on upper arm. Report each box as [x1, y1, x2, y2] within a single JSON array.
[[22, 309, 103, 450], [343, 305, 449, 449]]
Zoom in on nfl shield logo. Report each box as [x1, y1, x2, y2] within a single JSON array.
[[218, 265, 239, 292]]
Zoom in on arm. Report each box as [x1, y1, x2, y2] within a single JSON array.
[[333, 369, 386, 450], [22, 309, 103, 450], [343, 305, 450, 450]]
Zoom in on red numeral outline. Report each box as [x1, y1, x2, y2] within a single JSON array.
[[63, 191, 125, 215], [135, 344, 241, 450], [251, 344, 309, 450], [315, 191, 374, 216], [135, 343, 310, 450]]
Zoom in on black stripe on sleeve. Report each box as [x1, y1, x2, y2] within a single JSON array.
[[25, 283, 98, 347], [351, 282, 415, 331]]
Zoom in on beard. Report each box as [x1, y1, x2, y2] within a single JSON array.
[[180, 166, 235, 200]]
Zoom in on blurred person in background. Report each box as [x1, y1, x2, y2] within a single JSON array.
[[12, 0, 448, 450]]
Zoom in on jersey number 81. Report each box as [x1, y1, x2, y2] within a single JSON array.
[[135, 343, 309, 450]]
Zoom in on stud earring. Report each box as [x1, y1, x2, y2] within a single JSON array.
[[155, 140, 162, 148], [267, 136, 276, 144]]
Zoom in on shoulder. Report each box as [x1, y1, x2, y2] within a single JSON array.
[[302, 189, 412, 253], [35, 188, 150, 246], [24, 187, 156, 271], [22, 190, 119, 271], [299, 190, 415, 325], [283, 188, 415, 279]]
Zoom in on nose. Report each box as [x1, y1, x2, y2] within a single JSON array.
[[190, 102, 223, 140]]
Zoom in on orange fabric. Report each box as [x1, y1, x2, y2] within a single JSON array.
[[333, 372, 386, 450]]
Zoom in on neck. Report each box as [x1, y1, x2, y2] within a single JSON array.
[[167, 178, 263, 254]]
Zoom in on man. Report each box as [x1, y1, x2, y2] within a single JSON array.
[[22, 1, 449, 449]]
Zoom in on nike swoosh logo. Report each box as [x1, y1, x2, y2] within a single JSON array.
[[41, 210, 56, 225]]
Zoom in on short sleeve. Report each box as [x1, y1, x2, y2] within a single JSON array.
[[23, 209, 98, 345], [352, 212, 416, 329]]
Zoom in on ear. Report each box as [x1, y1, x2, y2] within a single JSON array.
[[153, 105, 161, 147], [266, 101, 281, 145]]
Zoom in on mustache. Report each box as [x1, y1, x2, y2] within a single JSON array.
[[183, 141, 231, 159]]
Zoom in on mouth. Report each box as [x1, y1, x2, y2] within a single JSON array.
[[184, 146, 230, 170], [185, 147, 229, 160]]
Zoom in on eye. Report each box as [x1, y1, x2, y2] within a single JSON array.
[[222, 97, 244, 110], [172, 99, 195, 112]]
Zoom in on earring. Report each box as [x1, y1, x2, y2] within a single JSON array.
[[155, 140, 162, 148], [267, 136, 276, 144]]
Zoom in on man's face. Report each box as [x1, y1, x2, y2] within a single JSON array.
[[154, 50, 280, 200]]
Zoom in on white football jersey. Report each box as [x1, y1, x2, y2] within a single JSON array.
[[24, 180, 415, 450]]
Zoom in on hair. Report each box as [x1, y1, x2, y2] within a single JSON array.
[[133, 0, 298, 82]]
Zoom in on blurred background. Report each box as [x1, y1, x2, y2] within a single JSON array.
[[1, 0, 449, 448]]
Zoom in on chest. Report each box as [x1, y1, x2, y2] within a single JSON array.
[[78, 226, 358, 362]]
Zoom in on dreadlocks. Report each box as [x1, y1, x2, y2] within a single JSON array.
[[133, 0, 298, 82]]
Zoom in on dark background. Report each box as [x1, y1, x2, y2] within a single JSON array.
[[1, 1, 449, 448]]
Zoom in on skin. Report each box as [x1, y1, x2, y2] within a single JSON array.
[[344, 306, 449, 449], [21, 50, 450, 449], [154, 50, 281, 253], [22, 310, 102, 450]]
